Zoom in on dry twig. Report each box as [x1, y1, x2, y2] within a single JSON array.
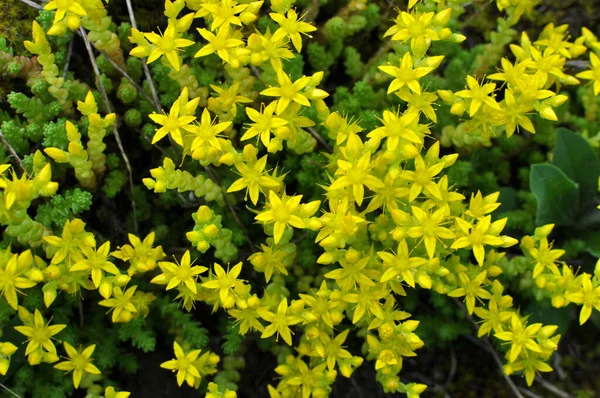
[[79, 27, 139, 235], [453, 298, 525, 398], [124, 0, 162, 110], [0, 383, 23, 398], [0, 130, 25, 172]]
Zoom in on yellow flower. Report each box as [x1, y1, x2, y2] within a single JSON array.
[[44, 0, 87, 33], [405, 383, 428, 398], [455, 76, 500, 117], [451, 216, 515, 266], [104, 386, 131, 398], [343, 285, 387, 324], [161, 341, 203, 387], [384, 10, 439, 58], [70, 241, 120, 289], [368, 109, 422, 151], [228, 295, 265, 334], [206, 382, 237, 398], [316, 197, 366, 249], [200, 0, 248, 31], [260, 72, 311, 115], [255, 191, 306, 243], [495, 314, 542, 362], [529, 46, 574, 86], [189, 108, 232, 155], [501, 88, 535, 137], [565, 276, 600, 325], [227, 153, 281, 205], [473, 296, 512, 337], [488, 58, 533, 88], [324, 253, 373, 291], [465, 191, 501, 219], [14, 308, 66, 365], [144, 22, 195, 71], [329, 151, 384, 206], [54, 343, 101, 389], [378, 240, 427, 286], [195, 27, 244, 62], [150, 251, 207, 294], [98, 286, 138, 323], [242, 102, 288, 147], [396, 88, 439, 122], [270, 9, 316, 52], [401, 155, 445, 202], [258, 298, 303, 345], [209, 81, 252, 117], [577, 52, 600, 95], [149, 96, 197, 146], [202, 262, 243, 303], [447, 271, 492, 314], [406, 206, 455, 258], [111, 232, 165, 276], [378, 52, 433, 95], [0, 253, 36, 310], [528, 238, 564, 278], [0, 342, 17, 375], [260, 29, 295, 72], [43, 219, 96, 265]]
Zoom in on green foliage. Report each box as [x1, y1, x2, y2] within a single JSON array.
[[103, 169, 127, 198], [3, 0, 600, 397], [553, 128, 600, 206], [117, 318, 157, 353], [35, 188, 92, 228], [530, 128, 600, 228], [222, 322, 243, 356], [530, 164, 580, 226]]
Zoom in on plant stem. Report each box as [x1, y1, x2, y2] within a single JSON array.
[[80, 27, 139, 235], [452, 298, 525, 398], [0, 130, 25, 172], [203, 166, 256, 254], [124, 0, 162, 111], [0, 383, 23, 398]]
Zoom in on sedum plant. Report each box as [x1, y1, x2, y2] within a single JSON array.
[[1, 0, 600, 397]]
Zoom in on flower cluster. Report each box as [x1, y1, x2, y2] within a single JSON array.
[[439, 23, 587, 143], [4, 0, 600, 396]]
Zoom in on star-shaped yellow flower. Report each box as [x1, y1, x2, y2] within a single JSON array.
[[144, 22, 195, 71]]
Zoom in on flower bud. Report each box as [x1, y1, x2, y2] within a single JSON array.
[[451, 101, 466, 116]]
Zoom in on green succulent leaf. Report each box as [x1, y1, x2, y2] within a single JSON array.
[[530, 163, 579, 226], [553, 128, 600, 207]]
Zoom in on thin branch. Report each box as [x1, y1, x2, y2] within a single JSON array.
[[79, 27, 139, 235], [17, 0, 158, 109], [565, 60, 590, 72], [307, 127, 333, 153], [78, 297, 84, 328], [203, 166, 256, 254], [461, 313, 572, 398], [553, 352, 567, 381], [97, 49, 158, 108], [250, 66, 265, 83], [62, 37, 74, 79], [452, 298, 525, 398], [443, 344, 457, 390], [536, 377, 572, 398], [519, 387, 543, 398], [0, 130, 25, 172], [22, 0, 273, 247], [404, 371, 451, 398], [0, 383, 23, 398], [18, 0, 41, 10], [124, 0, 161, 111]]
